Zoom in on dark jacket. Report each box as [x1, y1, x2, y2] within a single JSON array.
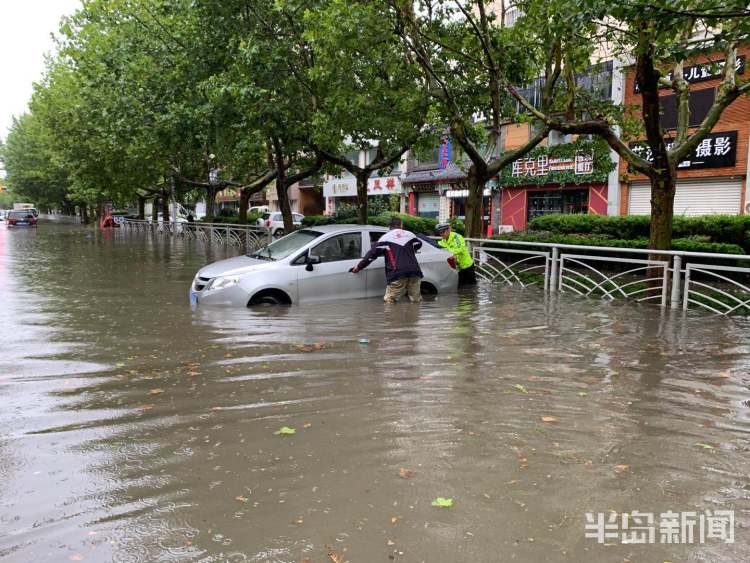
[[356, 229, 423, 283]]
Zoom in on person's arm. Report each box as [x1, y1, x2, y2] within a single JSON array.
[[351, 245, 383, 273], [411, 237, 423, 252]]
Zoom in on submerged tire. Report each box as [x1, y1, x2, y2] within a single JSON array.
[[248, 289, 291, 307]]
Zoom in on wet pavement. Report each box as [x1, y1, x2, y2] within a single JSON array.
[[1, 223, 749, 562]]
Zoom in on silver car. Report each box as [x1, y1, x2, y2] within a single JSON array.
[[190, 224, 458, 306]]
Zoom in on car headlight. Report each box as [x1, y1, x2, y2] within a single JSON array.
[[208, 275, 240, 291]]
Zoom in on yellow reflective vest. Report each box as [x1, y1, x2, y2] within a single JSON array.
[[438, 231, 474, 270]]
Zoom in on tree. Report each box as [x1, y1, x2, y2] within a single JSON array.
[[305, 0, 429, 223], [504, 0, 750, 250], [391, 0, 559, 238]]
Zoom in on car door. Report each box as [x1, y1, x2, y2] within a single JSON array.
[[297, 231, 366, 302], [364, 230, 389, 298]]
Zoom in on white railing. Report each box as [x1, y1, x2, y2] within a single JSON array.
[[122, 219, 272, 253], [467, 237, 750, 316]]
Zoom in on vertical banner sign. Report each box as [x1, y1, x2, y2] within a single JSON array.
[[439, 139, 452, 170]]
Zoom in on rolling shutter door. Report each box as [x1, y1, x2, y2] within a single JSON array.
[[628, 179, 743, 216]]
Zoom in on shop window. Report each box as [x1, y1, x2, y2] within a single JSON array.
[[527, 189, 589, 221], [660, 88, 715, 130]]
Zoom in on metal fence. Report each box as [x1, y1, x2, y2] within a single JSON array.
[[122, 219, 271, 254], [467, 237, 750, 316]]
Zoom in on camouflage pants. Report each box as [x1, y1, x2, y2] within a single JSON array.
[[384, 277, 422, 304]]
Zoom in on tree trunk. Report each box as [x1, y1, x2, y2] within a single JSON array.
[[205, 186, 216, 222], [277, 178, 294, 232], [162, 190, 170, 223], [151, 198, 159, 222], [137, 196, 145, 220], [80, 206, 89, 224], [356, 172, 370, 224], [648, 172, 676, 251], [465, 169, 486, 239], [238, 188, 250, 224]]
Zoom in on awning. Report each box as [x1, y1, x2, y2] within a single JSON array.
[[401, 162, 467, 184]]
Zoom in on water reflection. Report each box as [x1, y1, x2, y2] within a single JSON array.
[[1, 224, 749, 562]]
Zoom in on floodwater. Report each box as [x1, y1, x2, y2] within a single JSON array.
[[1, 223, 749, 563]]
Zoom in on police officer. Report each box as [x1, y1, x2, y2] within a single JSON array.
[[435, 223, 476, 287]]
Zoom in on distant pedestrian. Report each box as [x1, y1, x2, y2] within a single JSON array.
[[350, 217, 423, 303], [435, 223, 476, 287]]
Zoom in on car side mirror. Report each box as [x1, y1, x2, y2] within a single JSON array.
[[305, 254, 322, 271]]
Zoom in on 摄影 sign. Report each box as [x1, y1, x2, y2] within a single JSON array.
[[628, 131, 737, 171]]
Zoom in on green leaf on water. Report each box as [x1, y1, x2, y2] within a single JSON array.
[[578, 392, 588, 397], [514, 384, 528, 394], [431, 497, 453, 508], [115, 362, 125, 368], [275, 426, 296, 436], [695, 443, 714, 449]]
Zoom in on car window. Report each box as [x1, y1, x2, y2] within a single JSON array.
[[369, 231, 387, 245], [250, 229, 322, 261], [272, 213, 282, 221], [311, 233, 362, 262], [293, 214, 304, 222]]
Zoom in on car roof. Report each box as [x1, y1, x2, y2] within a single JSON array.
[[302, 224, 388, 234]]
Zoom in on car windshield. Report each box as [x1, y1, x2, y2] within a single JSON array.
[[9, 212, 33, 218], [249, 229, 322, 261]]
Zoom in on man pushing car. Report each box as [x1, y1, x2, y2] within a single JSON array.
[[350, 217, 423, 304]]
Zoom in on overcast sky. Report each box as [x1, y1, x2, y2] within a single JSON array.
[[0, 0, 82, 142]]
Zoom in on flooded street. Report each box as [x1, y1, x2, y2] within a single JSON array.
[[1, 223, 750, 562]]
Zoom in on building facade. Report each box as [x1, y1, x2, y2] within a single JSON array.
[[619, 46, 750, 216]]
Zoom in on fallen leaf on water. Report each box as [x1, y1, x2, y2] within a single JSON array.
[[275, 426, 296, 436], [431, 497, 454, 508], [695, 443, 715, 449], [540, 416, 558, 423], [115, 363, 125, 368], [514, 384, 528, 394], [138, 404, 155, 411], [614, 464, 630, 473], [578, 391, 588, 397], [717, 371, 730, 378], [303, 422, 312, 428], [326, 545, 345, 563], [69, 556, 84, 562], [584, 460, 594, 469], [390, 516, 400, 524], [149, 388, 164, 395], [398, 467, 414, 479], [235, 496, 248, 503]]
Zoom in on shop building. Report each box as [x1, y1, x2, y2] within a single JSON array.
[[266, 180, 325, 216], [322, 149, 406, 215], [620, 47, 750, 216]]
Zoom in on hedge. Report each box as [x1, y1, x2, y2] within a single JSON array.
[[491, 231, 745, 255], [527, 214, 750, 253]]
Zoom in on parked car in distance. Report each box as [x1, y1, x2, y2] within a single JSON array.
[[0, 210, 8, 221], [249, 205, 269, 215], [256, 212, 304, 237], [6, 210, 38, 227], [189, 224, 458, 307]]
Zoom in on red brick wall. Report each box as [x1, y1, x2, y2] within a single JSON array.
[[619, 46, 750, 213]]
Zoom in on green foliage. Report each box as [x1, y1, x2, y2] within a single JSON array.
[[499, 139, 615, 187], [527, 214, 750, 252]]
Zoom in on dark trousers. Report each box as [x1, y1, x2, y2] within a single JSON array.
[[458, 265, 477, 287]]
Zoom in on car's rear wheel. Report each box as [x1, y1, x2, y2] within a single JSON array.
[[420, 281, 438, 295], [273, 228, 285, 238]]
